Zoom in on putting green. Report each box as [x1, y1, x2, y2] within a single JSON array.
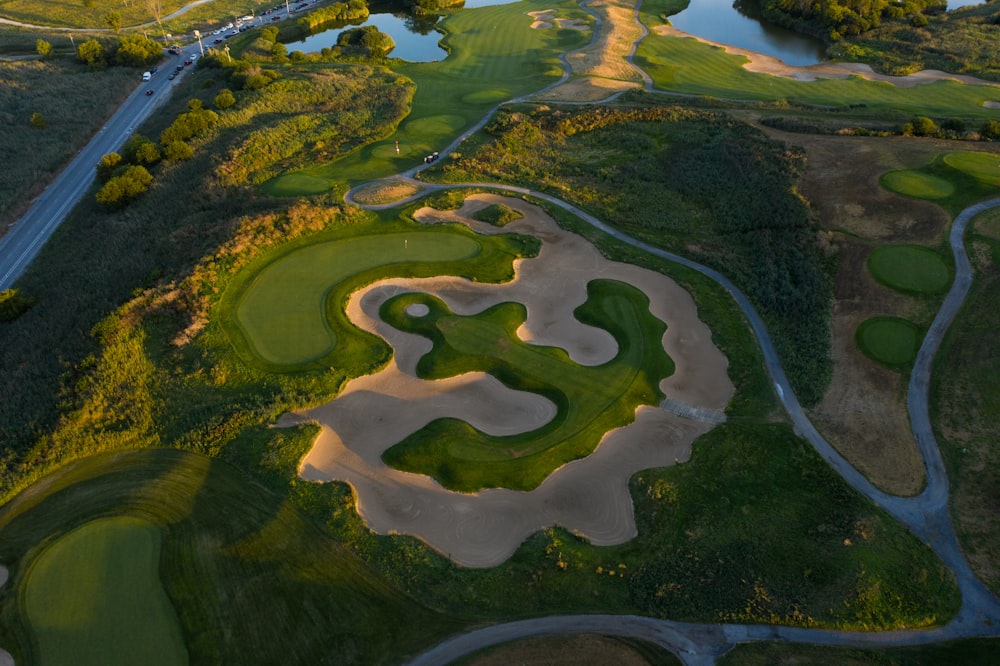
[[880, 170, 955, 200], [24, 516, 186, 666], [868, 244, 951, 294], [404, 114, 466, 135], [234, 232, 481, 366], [943, 151, 1000, 187], [380, 279, 675, 491], [856, 316, 922, 369]]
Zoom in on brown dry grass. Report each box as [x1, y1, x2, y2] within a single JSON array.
[[351, 179, 423, 205], [562, 0, 645, 84], [744, 128, 964, 495], [535, 76, 640, 102]]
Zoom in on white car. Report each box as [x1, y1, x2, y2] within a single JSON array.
[[188, 53, 199, 61]]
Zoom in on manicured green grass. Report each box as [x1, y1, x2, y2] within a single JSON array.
[[942, 150, 1000, 187], [265, 0, 589, 193], [219, 219, 538, 372], [633, 19, 1000, 118], [380, 279, 674, 491], [233, 232, 480, 366], [855, 316, 921, 370], [867, 244, 951, 294], [0, 447, 464, 665], [24, 516, 187, 666], [880, 169, 955, 200]]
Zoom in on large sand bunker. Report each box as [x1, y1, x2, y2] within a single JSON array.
[[284, 195, 733, 566]]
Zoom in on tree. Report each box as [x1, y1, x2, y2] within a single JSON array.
[[115, 34, 162, 66], [982, 120, 1000, 141], [103, 11, 122, 35], [911, 116, 938, 137], [214, 88, 236, 109], [29, 113, 45, 129], [95, 165, 153, 209], [0, 289, 35, 322], [145, 0, 166, 40], [134, 141, 161, 165], [77, 38, 107, 70], [97, 152, 123, 181], [36, 39, 52, 58]]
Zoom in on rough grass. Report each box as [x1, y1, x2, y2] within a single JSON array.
[[719, 638, 1000, 665], [855, 316, 921, 370], [266, 0, 589, 193], [0, 59, 135, 231], [931, 226, 1000, 595], [880, 169, 955, 200], [379, 279, 674, 491], [23, 516, 187, 666], [867, 244, 951, 294], [0, 0, 265, 34]]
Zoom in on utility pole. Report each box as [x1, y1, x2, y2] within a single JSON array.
[[194, 29, 204, 56]]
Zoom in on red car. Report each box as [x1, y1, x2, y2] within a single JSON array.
[[145, 89, 154, 96]]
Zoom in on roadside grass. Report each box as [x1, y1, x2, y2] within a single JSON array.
[[0, 446, 464, 665], [23, 516, 187, 666], [379, 279, 674, 491], [931, 222, 1000, 595], [632, 19, 1000, 118], [220, 219, 536, 372], [264, 0, 588, 194], [880, 169, 955, 200], [0, 58, 135, 229], [867, 244, 951, 295], [718, 638, 1000, 665], [0, 0, 264, 33], [855, 316, 921, 371]]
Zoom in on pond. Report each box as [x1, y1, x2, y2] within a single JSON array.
[[668, 0, 827, 66], [289, 0, 517, 62]]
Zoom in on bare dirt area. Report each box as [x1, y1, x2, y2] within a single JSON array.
[[655, 25, 1000, 88], [536, 76, 640, 102], [285, 194, 733, 567], [751, 132, 957, 494], [462, 633, 663, 665]]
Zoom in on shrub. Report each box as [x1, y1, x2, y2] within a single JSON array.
[[29, 112, 45, 129], [95, 165, 153, 209], [97, 152, 123, 181], [163, 140, 194, 161], [214, 89, 236, 110], [0, 289, 35, 322], [982, 120, 1000, 141]]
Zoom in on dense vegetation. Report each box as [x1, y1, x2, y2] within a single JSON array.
[[434, 103, 833, 405], [739, 0, 944, 41]]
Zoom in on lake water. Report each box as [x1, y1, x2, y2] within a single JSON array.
[[669, 0, 827, 66]]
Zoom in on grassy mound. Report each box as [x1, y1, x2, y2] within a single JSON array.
[[219, 222, 538, 372], [856, 316, 921, 370], [379, 279, 674, 491], [867, 244, 951, 295], [880, 169, 955, 200], [24, 516, 186, 666], [943, 151, 1000, 187]]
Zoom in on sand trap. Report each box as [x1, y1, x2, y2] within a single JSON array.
[[656, 25, 1000, 88], [405, 303, 430, 317], [287, 195, 733, 567], [985, 101, 1000, 109], [529, 9, 588, 31]]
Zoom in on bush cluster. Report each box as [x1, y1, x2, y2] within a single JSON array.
[[75, 34, 162, 71]]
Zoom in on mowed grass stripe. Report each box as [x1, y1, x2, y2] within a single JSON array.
[[635, 29, 1000, 117], [24, 516, 187, 666], [235, 232, 480, 365]]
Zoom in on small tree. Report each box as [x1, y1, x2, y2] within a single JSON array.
[[95, 165, 153, 209], [213, 88, 236, 109], [982, 120, 1000, 141], [36, 39, 52, 58], [911, 116, 938, 137], [29, 112, 46, 129], [103, 11, 122, 35], [97, 152, 123, 181], [0, 289, 35, 322], [77, 38, 107, 70], [134, 141, 161, 165]]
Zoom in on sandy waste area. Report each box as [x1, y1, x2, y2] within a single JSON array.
[[281, 195, 733, 566]]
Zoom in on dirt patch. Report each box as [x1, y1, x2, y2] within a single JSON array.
[[352, 179, 423, 206], [560, 0, 645, 83], [288, 194, 733, 567], [536, 76, 640, 102], [655, 25, 1000, 88], [464, 633, 661, 665]]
